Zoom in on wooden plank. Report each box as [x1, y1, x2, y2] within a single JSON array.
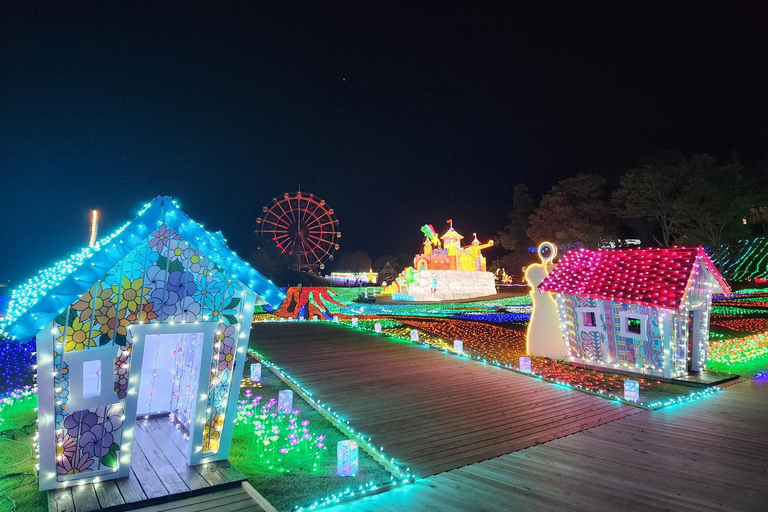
[[143, 418, 211, 491], [241, 481, 279, 512], [70, 483, 100, 512], [92, 480, 124, 509], [129, 443, 169, 499], [114, 470, 147, 504], [130, 487, 249, 512], [251, 322, 638, 476], [214, 460, 247, 483], [134, 421, 190, 495], [49, 488, 75, 512]]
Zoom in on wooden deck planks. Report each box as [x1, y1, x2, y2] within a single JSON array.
[[128, 485, 261, 512], [49, 416, 247, 511], [250, 323, 639, 477], [320, 377, 768, 512]]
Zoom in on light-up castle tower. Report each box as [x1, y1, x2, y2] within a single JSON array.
[[388, 221, 497, 301]]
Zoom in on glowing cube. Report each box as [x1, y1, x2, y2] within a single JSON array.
[[278, 390, 294, 414], [453, 339, 463, 352], [624, 380, 640, 402], [519, 356, 531, 373], [288, 317, 294, 322], [333, 315, 340, 323], [337, 440, 358, 477], [250, 363, 261, 383], [313, 315, 318, 321], [411, 329, 419, 341], [374, 322, 382, 334], [351, 317, 359, 327]]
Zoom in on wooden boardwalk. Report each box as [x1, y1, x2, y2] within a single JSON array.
[[250, 323, 641, 477], [49, 417, 247, 512], [321, 378, 768, 512]]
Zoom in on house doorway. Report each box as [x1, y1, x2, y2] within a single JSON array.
[[126, 322, 218, 468], [137, 331, 204, 456]]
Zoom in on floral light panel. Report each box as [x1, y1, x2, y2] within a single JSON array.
[[337, 440, 359, 477]]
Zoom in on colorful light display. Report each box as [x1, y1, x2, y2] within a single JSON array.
[[709, 333, 768, 365], [255, 191, 341, 272], [624, 380, 640, 401], [247, 349, 414, 511], [88, 209, 99, 248], [337, 440, 359, 477], [707, 238, 768, 282], [250, 363, 261, 382], [539, 246, 730, 309], [540, 246, 729, 379], [278, 389, 294, 414]]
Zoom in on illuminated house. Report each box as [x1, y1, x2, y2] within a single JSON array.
[[538, 247, 730, 379], [0, 197, 284, 490]]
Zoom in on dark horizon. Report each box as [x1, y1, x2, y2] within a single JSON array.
[[1, 2, 766, 285]]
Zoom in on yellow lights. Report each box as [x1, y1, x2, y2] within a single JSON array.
[[88, 209, 99, 247]]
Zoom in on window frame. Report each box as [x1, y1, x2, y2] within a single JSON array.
[[575, 306, 603, 333], [64, 344, 121, 412], [618, 311, 648, 339]]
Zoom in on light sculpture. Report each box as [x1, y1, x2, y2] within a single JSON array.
[[336, 440, 358, 477]]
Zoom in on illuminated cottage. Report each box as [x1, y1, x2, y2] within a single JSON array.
[[0, 197, 284, 490], [538, 247, 729, 379]]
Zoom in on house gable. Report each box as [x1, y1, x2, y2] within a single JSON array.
[[540, 246, 730, 310], [1, 197, 285, 341]]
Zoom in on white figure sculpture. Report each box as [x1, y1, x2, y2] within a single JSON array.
[[525, 242, 568, 359]]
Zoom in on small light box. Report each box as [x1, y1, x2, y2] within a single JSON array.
[[313, 315, 318, 321], [519, 356, 531, 373], [624, 380, 640, 401], [337, 440, 359, 477], [410, 329, 419, 341], [351, 317, 359, 327], [278, 389, 294, 414], [250, 363, 261, 383], [333, 316, 340, 323], [453, 339, 463, 352], [374, 323, 382, 334]]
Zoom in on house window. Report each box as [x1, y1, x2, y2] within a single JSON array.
[[618, 311, 648, 338], [576, 307, 602, 332], [62, 345, 120, 411], [82, 359, 101, 399], [626, 317, 642, 335]]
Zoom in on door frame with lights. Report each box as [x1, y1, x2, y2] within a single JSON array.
[[124, 322, 219, 466]]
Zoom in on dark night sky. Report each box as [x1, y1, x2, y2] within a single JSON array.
[[1, 1, 766, 284]]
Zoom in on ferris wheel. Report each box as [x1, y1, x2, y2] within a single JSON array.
[[255, 192, 341, 272]]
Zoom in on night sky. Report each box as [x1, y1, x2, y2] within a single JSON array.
[[1, 2, 766, 284]]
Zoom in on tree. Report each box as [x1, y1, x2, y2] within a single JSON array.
[[498, 184, 534, 251], [612, 151, 689, 245], [372, 253, 413, 272], [248, 243, 292, 284], [336, 251, 372, 272], [613, 152, 753, 253], [679, 154, 751, 260], [527, 174, 612, 248]]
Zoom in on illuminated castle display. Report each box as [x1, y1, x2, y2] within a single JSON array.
[[389, 221, 496, 301]]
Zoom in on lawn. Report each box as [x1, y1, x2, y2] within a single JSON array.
[[0, 390, 47, 512], [228, 367, 395, 512]]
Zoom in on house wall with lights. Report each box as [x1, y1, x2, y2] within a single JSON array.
[[539, 247, 729, 379], [0, 197, 284, 490]]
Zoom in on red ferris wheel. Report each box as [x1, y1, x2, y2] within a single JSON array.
[[255, 192, 341, 272]]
